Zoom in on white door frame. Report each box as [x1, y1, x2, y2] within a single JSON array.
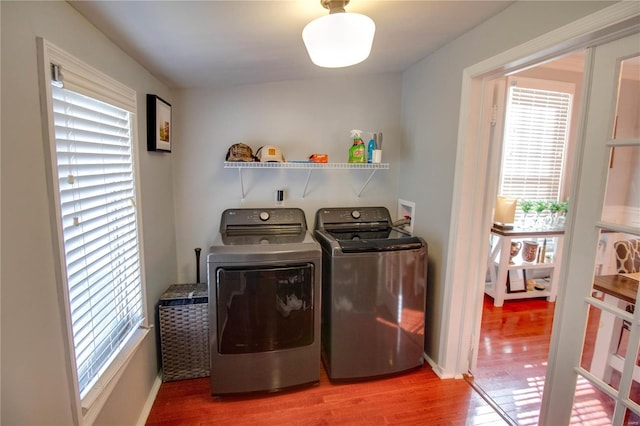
[[442, 2, 640, 381]]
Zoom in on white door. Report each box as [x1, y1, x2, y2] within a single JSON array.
[[541, 32, 640, 425]]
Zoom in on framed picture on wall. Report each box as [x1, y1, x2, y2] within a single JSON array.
[[147, 94, 172, 152]]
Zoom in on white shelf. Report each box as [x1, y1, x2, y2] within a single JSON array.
[[224, 161, 389, 170], [497, 258, 555, 270], [484, 282, 552, 301], [485, 227, 565, 307], [223, 162, 390, 199]]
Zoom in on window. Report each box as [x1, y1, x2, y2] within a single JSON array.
[[499, 77, 574, 219], [38, 39, 147, 424]]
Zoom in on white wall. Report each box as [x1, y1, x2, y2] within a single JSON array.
[[172, 74, 402, 281], [1, 1, 176, 424], [400, 1, 614, 362]]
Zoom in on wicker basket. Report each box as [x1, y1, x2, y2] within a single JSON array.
[[159, 283, 210, 382]]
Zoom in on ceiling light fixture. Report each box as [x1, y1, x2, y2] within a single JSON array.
[[302, 0, 375, 68]]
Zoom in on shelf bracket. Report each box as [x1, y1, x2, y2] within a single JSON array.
[[238, 168, 246, 200], [302, 170, 313, 199], [357, 169, 377, 198]]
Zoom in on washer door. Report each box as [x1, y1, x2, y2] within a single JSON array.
[[215, 263, 314, 354]]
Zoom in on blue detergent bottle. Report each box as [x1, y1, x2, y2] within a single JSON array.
[[367, 134, 375, 163]]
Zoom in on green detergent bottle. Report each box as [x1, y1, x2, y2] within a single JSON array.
[[349, 129, 366, 163]]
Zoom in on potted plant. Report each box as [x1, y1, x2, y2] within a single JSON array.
[[534, 200, 548, 228], [520, 200, 535, 228], [549, 201, 562, 227], [556, 199, 569, 227], [560, 199, 569, 215]]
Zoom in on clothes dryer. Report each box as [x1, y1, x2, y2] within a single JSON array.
[[208, 208, 321, 395]]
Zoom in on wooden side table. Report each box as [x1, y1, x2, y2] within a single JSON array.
[[486, 226, 565, 307]]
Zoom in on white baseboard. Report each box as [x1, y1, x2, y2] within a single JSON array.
[[136, 371, 163, 426], [423, 352, 459, 379]]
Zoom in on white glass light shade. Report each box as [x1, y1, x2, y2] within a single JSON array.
[[302, 12, 375, 68]]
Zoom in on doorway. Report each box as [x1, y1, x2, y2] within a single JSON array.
[[470, 52, 586, 425], [441, 3, 640, 425]]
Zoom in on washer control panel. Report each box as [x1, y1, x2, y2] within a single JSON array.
[[315, 207, 392, 231]]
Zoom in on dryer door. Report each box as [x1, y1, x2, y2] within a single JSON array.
[[215, 263, 315, 354]]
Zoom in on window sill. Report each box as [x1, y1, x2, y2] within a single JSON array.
[[80, 325, 152, 425]]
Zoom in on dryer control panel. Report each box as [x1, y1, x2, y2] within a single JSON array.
[[221, 208, 307, 228], [221, 208, 307, 236]]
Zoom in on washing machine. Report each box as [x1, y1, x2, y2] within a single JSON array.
[[314, 206, 427, 380], [207, 208, 321, 395]]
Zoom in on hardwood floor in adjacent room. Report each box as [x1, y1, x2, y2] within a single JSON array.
[[472, 294, 639, 425], [471, 295, 556, 426], [146, 364, 509, 425]]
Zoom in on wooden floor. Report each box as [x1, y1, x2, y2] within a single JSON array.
[[147, 294, 637, 425], [473, 294, 640, 425], [146, 364, 508, 425], [472, 295, 556, 425]]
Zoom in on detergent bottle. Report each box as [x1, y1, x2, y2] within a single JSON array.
[[348, 129, 366, 163], [367, 132, 376, 163]]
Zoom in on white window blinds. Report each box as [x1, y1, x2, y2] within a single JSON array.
[[51, 85, 143, 398], [499, 79, 573, 212]]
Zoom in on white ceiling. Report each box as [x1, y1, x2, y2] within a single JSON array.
[[69, 0, 514, 89]]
